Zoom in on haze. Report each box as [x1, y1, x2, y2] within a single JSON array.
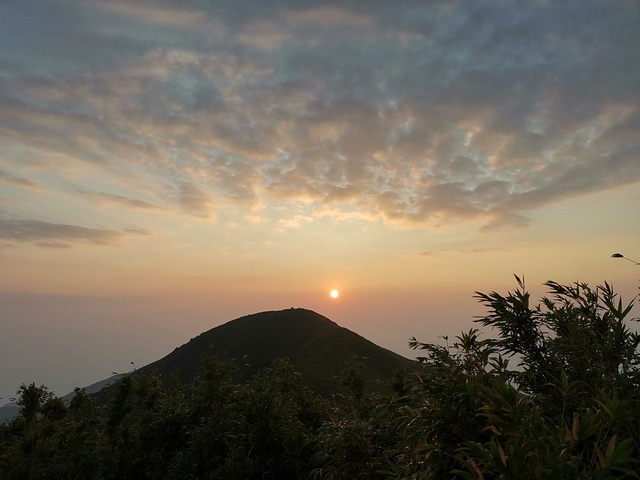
[[1, 1, 639, 403]]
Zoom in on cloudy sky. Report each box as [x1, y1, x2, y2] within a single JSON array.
[[1, 0, 639, 402]]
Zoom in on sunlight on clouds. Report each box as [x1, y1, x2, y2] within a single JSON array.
[[5, 15, 639, 231], [0, 0, 638, 300], [92, 1, 208, 28], [239, 20, 291, 50], [278, 215, 314, 230]]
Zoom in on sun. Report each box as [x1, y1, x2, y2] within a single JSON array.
[[330, 289, 339, 299]]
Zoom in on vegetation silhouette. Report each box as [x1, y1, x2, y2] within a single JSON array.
[[1, 278, 639, 479]]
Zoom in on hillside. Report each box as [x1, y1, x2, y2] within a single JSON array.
[[133, 308, 416, 395]]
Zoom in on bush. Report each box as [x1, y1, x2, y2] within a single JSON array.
[[399, 277, 640, 479]]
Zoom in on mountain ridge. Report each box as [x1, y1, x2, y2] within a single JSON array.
[[133, 307, 416, 395], [2, 308, 417, 423]]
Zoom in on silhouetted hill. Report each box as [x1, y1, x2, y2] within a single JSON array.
[[134, 308, 416, 395]]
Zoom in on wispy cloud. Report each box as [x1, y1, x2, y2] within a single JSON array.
[[175, 183, 215, 219], [420, 247, 505, 257], [0, 219, 149, 248], [35, 241, 74, 249], [92, 1, 208, 28], [78, 191, 165, 211], [0, 170, 41, 190]]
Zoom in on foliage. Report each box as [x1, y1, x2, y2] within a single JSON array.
[[399, 277, 640, 479], [0, 278, 638, 479]]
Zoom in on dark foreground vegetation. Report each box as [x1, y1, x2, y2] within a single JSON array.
[[1, 278, 639, 479]]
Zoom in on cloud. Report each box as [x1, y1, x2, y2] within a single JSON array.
[[0, 169, 41, 189], [36, 241, 74, 249], [239, 20, 291, 50], [278, 214, 314, 229], [176, 183, 215, 219], [420, 247, 505, 257], [0, 219, 149, 248], [480, 214, 531, 232], [1, 1, 639, 231], [287, 6, 373, 27], [78, 191, 165, 211], [123, 228, 151, 235], [91, 1, 208, 28]]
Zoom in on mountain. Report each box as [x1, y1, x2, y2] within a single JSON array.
[[132, 308, 416, 395], [61, 374, 124, 401], [2, 309, 416, 423], [0, 402, 19, 423]]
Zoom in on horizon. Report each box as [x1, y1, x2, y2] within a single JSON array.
[[1, 1, 639, 403]]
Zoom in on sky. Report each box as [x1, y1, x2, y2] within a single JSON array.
[[1, 0, 639, 403]]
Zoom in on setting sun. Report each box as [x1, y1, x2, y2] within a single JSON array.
[[330, 289, 339, 299]]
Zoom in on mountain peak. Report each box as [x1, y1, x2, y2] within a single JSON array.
[[136, 308, 414, 395]]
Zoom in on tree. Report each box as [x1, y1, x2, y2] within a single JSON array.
[[16, 383, 54, 423]]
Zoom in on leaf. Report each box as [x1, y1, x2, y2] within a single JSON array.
[[613, 468, 640, 479], [497, 443, 507, 467], [403, 405, 421, 418], [481, 424, 502, 435], [466, 458, 484, 480], [595, 446, 605, 468], [572, 415, 579, 442], [606, 434, 617, 465]]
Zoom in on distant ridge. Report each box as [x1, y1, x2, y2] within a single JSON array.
[[133, 308, 416, 395], [0, 374, 125, 424], [0, 402, 19, 423]]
